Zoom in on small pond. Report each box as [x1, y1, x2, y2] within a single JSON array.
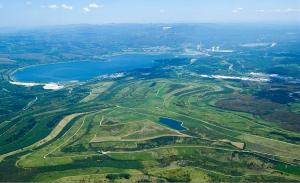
[[159, 117, 187, 131]]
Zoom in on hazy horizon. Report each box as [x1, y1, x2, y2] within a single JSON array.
[[1, 0, 300, 27]]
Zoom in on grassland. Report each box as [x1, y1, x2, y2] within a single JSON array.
[[0, 25, 300, 182], [0, 72, 298, 182]]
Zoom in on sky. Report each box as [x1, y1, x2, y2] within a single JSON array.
[[0, 0, 300, 27]]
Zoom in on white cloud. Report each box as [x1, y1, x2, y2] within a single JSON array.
[[256, 8, 300, 14], [284, 8, 300, 13], [48, 4, 58, 9], [88, 3, 100, 9], [83, 7, 90, 12], [61, 4, 73, 10], [83, 3, 102, 12], [256, 9, 265, 13], [46, 3, 73, 10], [26, 1, 32, 5], [232, 7, 244, 13], [162, 26, 172, 30]]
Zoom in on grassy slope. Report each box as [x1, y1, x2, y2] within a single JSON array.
[[1, 72, 300, 182], [2, 78, 296, 182]]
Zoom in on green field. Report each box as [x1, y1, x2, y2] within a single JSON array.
[[0, 24, 300, 182], [1, 75, 300, 182]]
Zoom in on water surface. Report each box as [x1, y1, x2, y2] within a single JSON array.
[[159, 117, 187, 131], [13, 54, 171, 82]]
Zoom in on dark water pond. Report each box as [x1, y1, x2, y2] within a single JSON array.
[[13, 54, 171, 82], [159, 117, 187, 131]]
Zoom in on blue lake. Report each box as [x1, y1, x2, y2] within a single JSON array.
[[159, 117, 187, 131], [13, 54, 171, 83]]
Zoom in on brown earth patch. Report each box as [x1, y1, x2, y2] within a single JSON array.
[[215, 94, 300, 132]]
